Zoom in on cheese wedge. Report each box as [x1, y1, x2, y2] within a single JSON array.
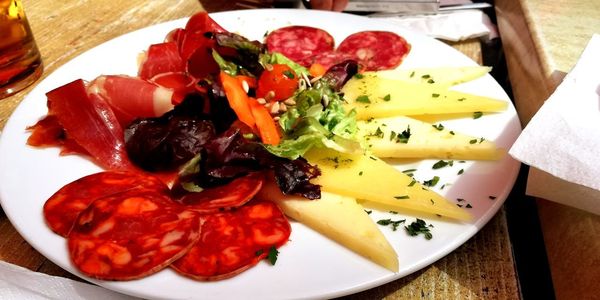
[[258, 182, 399, 272], [357, 116, 504, 160], [341, 75, 507, 119], [371, 66, 492, 87], [304, 149, 471, 221]]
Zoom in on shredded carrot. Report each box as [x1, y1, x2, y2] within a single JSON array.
[[248, 97, 281, 145], [220, 71, 255, 129], [309, 63, 327, 78]]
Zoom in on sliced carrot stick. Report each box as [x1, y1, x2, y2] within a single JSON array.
[[309, 63, 327, 78], [248, 97, 281, 145], [220, 71, 255, 128]]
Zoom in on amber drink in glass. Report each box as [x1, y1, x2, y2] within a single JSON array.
[[0, 0, 42, 99]]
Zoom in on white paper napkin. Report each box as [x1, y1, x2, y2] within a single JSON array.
[[509, 34, 600, 193], [378, 9, 496, 41], [0, 261, 138, 300]]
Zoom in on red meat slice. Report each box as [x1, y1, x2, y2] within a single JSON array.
[[88, 75, 175, 127], [184, 11, 227, 34], [300, 50, 356, 70], [44, 171, 169, 237], [45, 79, 133, 171], [337, 31, 411, 71], [171, 201, 291, 281], [177, 173, 264, 214], [149, 72, 196, 105], [68, 189, 201, 280], [266, 26, 335, 66], [26, 115, 88, 156], [138, 42, 185, 80]]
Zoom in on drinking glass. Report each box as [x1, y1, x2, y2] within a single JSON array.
[[0, 0, 42, 99]]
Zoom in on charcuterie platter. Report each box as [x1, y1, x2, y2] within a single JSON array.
[[0, 9, 520, 299]]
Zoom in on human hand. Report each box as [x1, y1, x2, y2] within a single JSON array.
[[303, 0, 349, 11]]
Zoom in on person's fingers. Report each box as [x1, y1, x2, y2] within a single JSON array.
[[331, 0, 349, 11], [309, 0, 333, 10]]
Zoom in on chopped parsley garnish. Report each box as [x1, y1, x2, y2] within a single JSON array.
[[430, 199, 435, 205], [389, 211, 398, 214], [466, 204, 473, 208], [354, 73, 364, 79], [449, 131, 455, 135], [383, 94, 391, 101], [469, 139, 478, 144], [267, 246, 279, 265], [255, 249, 264, 256], [394, 195, 410, 200], [367, 127, 384, 139], [389, 131, 397, 141], [479, 137, 486, 143], [402, 168, 417, 173], [283, 70, 295, 79], [432, 124, 444, 131], [457, 198, 465, 202], [396, 126, 411, 143], [359, 171, 364, 176], [377, 218, 406, 231], [457, 97, 466, 101], [457, 204, 463, 208], [432, 160, 453, 169], [356, 95, 371, 103], [410, 71, 415, 78], [421, 74, 431, 79], [405, 218, 433, 239], [408, 179, 417, 187], [427, 79, 435, 84], [432, 93, 440, 98], [457, 169, 464, 175], [423, 176, 440, 187], [365, 209, 372, 214], [489, 196, 497, 200], [473, 111, 483, 119]]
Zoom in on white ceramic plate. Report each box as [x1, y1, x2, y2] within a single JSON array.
[[0, 9, 521, 300]]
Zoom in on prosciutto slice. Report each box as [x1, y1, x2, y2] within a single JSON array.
[[138, 42, 185, 80], [45, 79, 133, 170]]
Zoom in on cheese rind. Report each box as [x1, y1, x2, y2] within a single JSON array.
[[304, 149, 471, 221], [258, 182, 399, 272], [358, 116, 504, 160], [341, 75, 507, 119]]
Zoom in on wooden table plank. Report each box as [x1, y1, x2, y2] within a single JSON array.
[[0, 1, 520, 299]]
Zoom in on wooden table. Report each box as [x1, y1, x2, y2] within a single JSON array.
[[0, 0, 520, 298], [495, 1, 600, 299]]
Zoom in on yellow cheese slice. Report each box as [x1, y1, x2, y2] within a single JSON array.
[[357, 116, 504, 160], [341, 75, 507, 120], [258, 181, 399, 272], [370, 66, 492, 87], [304, 149, 471, 221]]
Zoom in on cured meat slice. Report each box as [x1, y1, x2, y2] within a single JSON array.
[[138, 42, 185, 80], [266, 26, 335, 66], [184, 11, 227, 34], [299, 50, 356, 70], [68, 189, 201, 280], [164, 28, 185, 49], [178, 173, 264, 213], [171, 201, 291, 281], [337, 31, 411, 71], [26, 115, 88, 156], [149, 72, 196, 105], [88, 75, 175, 127], [44, 171, 169, 237], [45, 79, 133, 170]]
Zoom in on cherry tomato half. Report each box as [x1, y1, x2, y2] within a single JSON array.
[[256, 64, 299, 102]]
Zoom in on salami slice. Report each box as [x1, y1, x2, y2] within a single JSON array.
[[178, 172, 264, 214], [44, 171, 169, 237], [299, 50, 356, 71], [68, 189, 201, 280], [337, 31, 411, 71], [266, 26, 334, 66], [171, 201, 291, 281]]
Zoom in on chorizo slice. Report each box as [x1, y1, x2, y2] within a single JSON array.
[[171, 201, 291, 281], [68, 189, 201, 280], [299, 50, 356, 71], [337, 31, 411, 71], [266, 26, 335, 66], [44, 171, 169, 237], [177, 173, 264, 214]]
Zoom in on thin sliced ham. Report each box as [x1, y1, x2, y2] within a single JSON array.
[[149, 72, 196, 105], [88, 75, 175, 127], [138, 42, 185, 80], [45, 79, 133, 170]]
